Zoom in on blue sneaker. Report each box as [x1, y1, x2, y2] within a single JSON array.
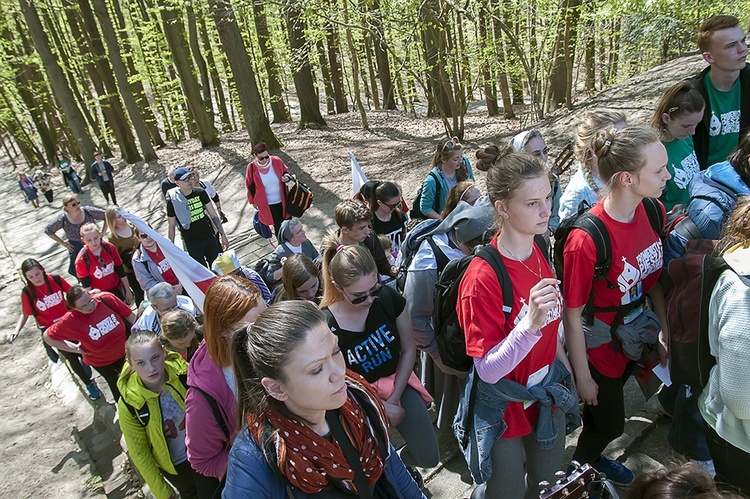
[[592, 455, 634, 486], [86, 382, 102, 400]]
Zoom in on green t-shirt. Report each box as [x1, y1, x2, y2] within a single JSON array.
[[704, 71, 741, 165], [661, 136, 700, 211]]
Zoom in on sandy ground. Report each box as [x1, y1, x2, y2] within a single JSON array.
[[0, 52, 707, 497]]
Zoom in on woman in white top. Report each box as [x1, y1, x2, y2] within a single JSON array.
[[244, 142, 292, 238]]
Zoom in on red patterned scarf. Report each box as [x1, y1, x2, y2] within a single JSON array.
[[248, 370, 390, 494]]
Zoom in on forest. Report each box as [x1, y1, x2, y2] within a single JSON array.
[[1, 0, 747, 177]]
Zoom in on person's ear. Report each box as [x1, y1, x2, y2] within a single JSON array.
[[331, 280, 343, 293], [261, 377, 288, 402], [619, 171, 634, 187], [661, 113, 672, 126], [701, 51, 714, 65], [494, 199, 509, 219]]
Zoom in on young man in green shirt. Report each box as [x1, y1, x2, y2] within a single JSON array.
[[690, 15, 749, 170]]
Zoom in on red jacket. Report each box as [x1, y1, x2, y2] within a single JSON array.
[[244, 156, 290, 227]]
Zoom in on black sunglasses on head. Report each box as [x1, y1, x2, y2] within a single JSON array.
[[346, 284, 383, 305]]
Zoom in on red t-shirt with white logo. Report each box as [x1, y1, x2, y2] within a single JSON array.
[[563, 201, 665, 378], [20, 275, 73, 328], [46, 292, 132, 367], [459, 235, 561, 439], [144, 246, 178, 286], [75, 241, 123, 292]]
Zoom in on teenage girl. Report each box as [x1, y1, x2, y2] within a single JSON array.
[[650, 81, 705, 211], [369, 181, 408, 257], [117, 330, 198, 499], [105, 206, 144, 304], [419, 137, 475, 219], [455, 147, 576, 499], [563, 124, 671, 485], [76, 223, 133, 304], [278, 253, 321, 303], [10, 258, 101, 400], [320, 245, 439, 483]]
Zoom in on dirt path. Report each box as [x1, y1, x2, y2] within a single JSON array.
[[0, 52, 707, 497]]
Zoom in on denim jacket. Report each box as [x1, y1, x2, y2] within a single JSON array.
[[453, 359, 580, 484]]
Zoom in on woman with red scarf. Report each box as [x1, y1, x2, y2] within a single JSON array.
[[223, 300, 424, 498]]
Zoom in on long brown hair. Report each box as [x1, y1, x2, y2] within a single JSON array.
[[717, 196, 750, 255], [281, 254, 321, 302], [320, 245, 377, 308], [203, 275, 263, 367], [592, 124, 661, 191], [649, 81, 704, 138]]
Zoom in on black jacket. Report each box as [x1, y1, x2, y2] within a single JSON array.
[[689, 64, 750, 170]]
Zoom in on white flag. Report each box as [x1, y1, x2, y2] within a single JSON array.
[[349, 151, 368, 197]]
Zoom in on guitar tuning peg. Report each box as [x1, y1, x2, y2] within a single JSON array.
[[571, 460, 581, 469], [555, 470, 567, 482], [539, 480, 550, 490]]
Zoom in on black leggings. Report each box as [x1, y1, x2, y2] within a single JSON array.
[[162, 460, 199, 499], [572, 361, 637, 464], [268, 202, 287, 239], [100, 182, 117, 205], [92, 356, 125, 401], [705, 423, 750, 495]]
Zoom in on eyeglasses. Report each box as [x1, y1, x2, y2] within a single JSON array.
[[531, 147, 550, 158], [66, 201, 81, 208], [257, 154, 270, 161], [343, 284, 382, 305], [76, 296, 96, 310], [137, 232, 150, 240], [381, 200, 400, 210]]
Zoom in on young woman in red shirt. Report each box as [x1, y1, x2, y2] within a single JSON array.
[[563, 124, 671, 485], [75, 223, 133, 305], [43, 286, 136, 401], [10, 259, 101, 400], [456, 147, 575, 499]]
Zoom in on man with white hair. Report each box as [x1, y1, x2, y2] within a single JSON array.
[[132, 282, 197, 335]]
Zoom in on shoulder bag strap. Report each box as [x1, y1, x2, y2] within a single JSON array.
[[325, 410, 373, 499]]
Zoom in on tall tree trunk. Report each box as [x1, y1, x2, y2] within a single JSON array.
[[91, 0, 158, 161], [363, 33, 380, 110], [285, 0, 326, 129], [110, 0, 165, 147], [251, 0, 291, 123], [546, 0, 582, 112], [156, 0, 218, 146], [208, 0, 282, 148], [420, 0, 452, 118], [316, 40, 336, 114], [197, 12, 232, 130], [342, 0, 368, 129], [490, 0, 514, 118], [478, 18, 499, 117], [584, 22, 596, 93], [76, 0, 141, 162], [186, 1, 215, 124], [0, 89, 44, 165], [19, 0, 97, 176], [325, 0, 348, 113], [368, 0, 395, 109]]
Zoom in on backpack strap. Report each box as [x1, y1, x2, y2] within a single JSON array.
[[326, 410, 373, 499], [428, 170, 441, 213], [475, 245, 513, 319], [425, 236, 450, 274], [571, 213, 614, 327], [122, 399, 150, 427], [642, 197, 665, 239], [22, 286, 38, 319], [191, 385, 230, 440]]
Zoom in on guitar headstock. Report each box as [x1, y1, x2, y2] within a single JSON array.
[[551, 139, 575, 178], [539, 461, 603, 499]]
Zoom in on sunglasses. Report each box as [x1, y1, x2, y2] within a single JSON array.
[[344, 284, 383, 305], [257, 154, 270, 161], [137, 232, 150, 240], [381, 200, 400, 210], [66, 201, 81, 207], [440, 137, 460, 154]]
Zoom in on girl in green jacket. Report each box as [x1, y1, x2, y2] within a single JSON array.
[[117, 331, 198, 499]]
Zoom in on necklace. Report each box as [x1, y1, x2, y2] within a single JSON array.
[[499, 241, 543, 280]]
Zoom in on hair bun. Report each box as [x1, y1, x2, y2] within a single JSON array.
[[475, 145, 514, 172], [593, 129, 616, 159]]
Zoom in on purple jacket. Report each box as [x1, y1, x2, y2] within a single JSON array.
[[185, 341, 238, 479]]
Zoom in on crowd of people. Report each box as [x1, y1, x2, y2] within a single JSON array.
[[5, 13, 750, 499]]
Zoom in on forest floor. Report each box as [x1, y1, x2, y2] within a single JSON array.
[[0, 52, 707, 498]]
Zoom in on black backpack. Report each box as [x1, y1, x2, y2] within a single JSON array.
[[395, 218, 444, 292], [433, 235, 548, 372], [410, 171, 441, 220], [122, 374, 229, 439], [553, 197, 664, 348], [22, 274, 64, 319]]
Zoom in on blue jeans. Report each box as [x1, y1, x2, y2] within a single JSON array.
[[668, 385, 711, 461]]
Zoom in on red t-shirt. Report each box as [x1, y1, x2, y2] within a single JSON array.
[[75, 241, 123, 292], [20, 274, 72, 328], [46, 292, 132, 367], [144, 246, 178, 286], [458, 235, 561, 439], [562, 201, 665, 378]]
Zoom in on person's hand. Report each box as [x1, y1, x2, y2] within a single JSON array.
[[220, 233, 229, 251], [281, 174, 291, 182], [6, 331, 19, 344], [62, 242, 73, 252], [219, 211, 228, 224], [124, 289, 134, 306], [524, 278, 561, 331], [576, 375, 599, 406], [280, 257, 287, 267], [658, 330, 669, 367], [382, 399, 405, 425], [173, 283, 183, 295]]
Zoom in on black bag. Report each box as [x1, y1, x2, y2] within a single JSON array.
[[433, 245, 512, 372], [395, 218, 444, 292], [411, 171, 441, 220], [285, 174, 313, 217]]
